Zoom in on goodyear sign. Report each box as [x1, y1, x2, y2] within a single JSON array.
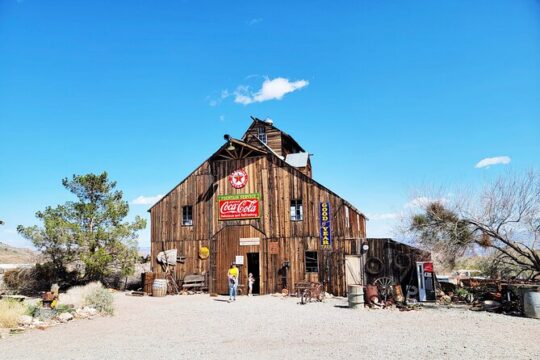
[[320, 202, 332, 249]]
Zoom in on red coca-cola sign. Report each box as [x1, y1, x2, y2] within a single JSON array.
[[218, 193, 260, 220]]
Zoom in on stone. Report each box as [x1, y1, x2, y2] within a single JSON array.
[[19, 315, 33, 326], [57, 312, 74, 322], [82, 306, 98, 316]]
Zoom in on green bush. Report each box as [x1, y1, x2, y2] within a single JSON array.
[[84, 287, 114, 315]]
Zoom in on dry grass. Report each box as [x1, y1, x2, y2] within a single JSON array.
[[58, 282, 105, 308], [0, 299, 26, 328]]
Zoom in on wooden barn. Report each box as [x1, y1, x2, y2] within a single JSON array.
[[149, 117, 370, 296]]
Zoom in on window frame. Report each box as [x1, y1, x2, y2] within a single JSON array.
[[305, 251, 318, 273], [257, 126, 267, 144], [290, 199, 303, 221], [182, 205, 193, 226]]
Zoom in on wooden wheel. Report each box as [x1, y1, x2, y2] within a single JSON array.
[[374, 277, 394, 302], [301, 289, 312, 304]]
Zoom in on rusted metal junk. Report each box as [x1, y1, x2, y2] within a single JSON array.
[[142, 272, 155, 295], [366, 284, 379, 304], [393, 284, 405, 303], [347, 285, 364, 309]]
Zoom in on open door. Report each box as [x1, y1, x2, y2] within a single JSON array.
[[247, 252, 260, 294]]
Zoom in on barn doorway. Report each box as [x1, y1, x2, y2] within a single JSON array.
[[247, 252, 260, 294]]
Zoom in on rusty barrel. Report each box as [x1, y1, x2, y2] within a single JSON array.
[[347, 285, 364, 309], [142, 272, 155, 295], [152, 279, 168, 297]]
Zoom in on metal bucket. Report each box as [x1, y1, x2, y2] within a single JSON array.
[[347, 285, 364, 309], [152, 279, 168, 297], [523, 291, 540, 319]]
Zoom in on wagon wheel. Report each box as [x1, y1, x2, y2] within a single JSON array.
[[301, 289, 312, 304], [374, 277, 394, 302], [317, 286, 326, 302]]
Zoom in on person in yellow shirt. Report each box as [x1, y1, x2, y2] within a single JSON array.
[[228, 263, 239, 301]]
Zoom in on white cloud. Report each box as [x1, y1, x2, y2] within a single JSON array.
[[234, 77, 309, 105], [219, 115, 225, 122], [405, 196, 447, 209], [247, 18, 263, 26], [368, 213, 400, 221], [131, 194, 163, 205], [475, 156, 511, 169]]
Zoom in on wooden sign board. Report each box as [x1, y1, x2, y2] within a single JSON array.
[[268, 241, 279, 255], [240, 237, 260, 246], [235, 255, 244, 265]]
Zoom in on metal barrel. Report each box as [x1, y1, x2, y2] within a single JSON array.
[[152, 279, 168, 297], [347, 285, 364, 309], [523, 291, 540, 319]]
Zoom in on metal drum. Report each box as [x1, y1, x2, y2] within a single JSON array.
[[152, 279, 168, 297], [523, 291, 540, 319], [347, 285, 364, 309]]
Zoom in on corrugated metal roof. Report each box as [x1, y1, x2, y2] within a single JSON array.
[[285, 152, 309, 168]]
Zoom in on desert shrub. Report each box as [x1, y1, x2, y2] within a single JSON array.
[[0, 299, 27, 328], [3, 263, 76, 295], [58, 282, 104, 309], [84, 286, 114, 315]]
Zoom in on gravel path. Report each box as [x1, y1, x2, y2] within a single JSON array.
[[1, 293, 539, 359]]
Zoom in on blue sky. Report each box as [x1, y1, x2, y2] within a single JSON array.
[[1, 0, 539, 248]]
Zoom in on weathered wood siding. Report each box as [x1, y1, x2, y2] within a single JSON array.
[[150, 152, 367, 296]]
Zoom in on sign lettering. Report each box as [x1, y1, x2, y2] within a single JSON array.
[[320, 202, 332, 249], [218, 193, 260, 220]]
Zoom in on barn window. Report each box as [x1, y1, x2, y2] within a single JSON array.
[[305, 251, 318, 273], [257, 126, 267, 144], [290, 199, 303, 221], [182, 206, 193, 226]]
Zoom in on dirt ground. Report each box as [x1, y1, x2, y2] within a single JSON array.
[[1, 293, 539, 360]]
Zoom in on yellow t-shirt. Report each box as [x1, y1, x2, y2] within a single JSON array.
[[228, 267, 239, 278]]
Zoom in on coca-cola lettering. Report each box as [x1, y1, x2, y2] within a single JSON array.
[[218, 193, 260, 220]]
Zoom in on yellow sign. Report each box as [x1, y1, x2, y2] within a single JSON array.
[[199, 246, 210, 259]]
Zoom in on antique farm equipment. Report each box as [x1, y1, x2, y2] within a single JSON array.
[[347, 284, 364, 309], [374, 277, 394, 302], [152, 279, 168, 297], [300, 282, 325, 304]]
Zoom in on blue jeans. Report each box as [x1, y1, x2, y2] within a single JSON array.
[[229, 282, 237, 299]]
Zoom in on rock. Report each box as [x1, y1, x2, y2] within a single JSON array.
[[82, 306, 98, 316], [57, 312, 74, 322], [32, 319, 45, 326], [19, 315, 33, 326]]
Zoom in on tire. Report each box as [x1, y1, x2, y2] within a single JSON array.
[[393, 254, 411, 270], [365, 257, 383, 275]]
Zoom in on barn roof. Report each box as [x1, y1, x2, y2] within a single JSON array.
[[242, 117, 306, 153], [149, 119, 366, 218]]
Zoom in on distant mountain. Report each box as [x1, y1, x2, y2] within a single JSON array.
[[138, 247, 151, 257], [0, 242, 39, 264]]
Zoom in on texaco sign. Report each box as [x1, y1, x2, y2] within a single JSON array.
[[228, 168, 248, 189]]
